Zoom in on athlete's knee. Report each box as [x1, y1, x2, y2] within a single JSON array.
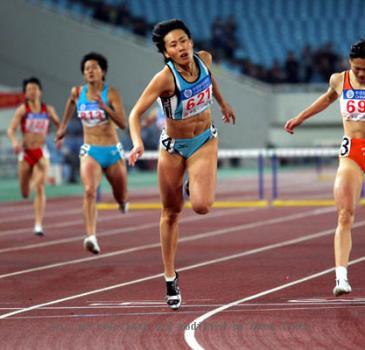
[[20, 184, 30, 198], [84, 185, 97, 201], [337, 208, 355, 227], [161, 207, 182, 225], [34, 182, 45, 195], [191, 200, 213, 215]]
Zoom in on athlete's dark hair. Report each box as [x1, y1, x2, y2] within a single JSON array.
[[22, 77, 42, 93], [80, 52, 108, 79], [349, 39, 365, 59], [152, 19, 191, 56]]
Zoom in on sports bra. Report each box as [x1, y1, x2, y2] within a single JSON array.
[[76, 84, 110, 127], [21, 101, 50, 135], [158, 54, 213, 120]]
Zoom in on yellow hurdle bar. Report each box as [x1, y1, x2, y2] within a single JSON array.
[[97, 200, 269, 210], [96, 199, 365, 210]]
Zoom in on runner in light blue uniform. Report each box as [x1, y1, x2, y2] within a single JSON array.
[[128, 19, 235, 310], [158, 53, 217, 158], [56, 52, 128, 255], [77, 84, 124, 167]]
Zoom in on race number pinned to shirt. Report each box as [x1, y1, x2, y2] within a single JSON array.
[[180, 76, 213, 119], [24, 113, 49, 134], [341, 90, 365, 121], [78, 102, 107, 126]]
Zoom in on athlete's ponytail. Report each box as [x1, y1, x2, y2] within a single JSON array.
[[349, 39, 365, 59]]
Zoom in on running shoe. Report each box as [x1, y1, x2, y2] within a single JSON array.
[[119, 201, 129, 214], [83, 235, 100, 254], [333, 279, 352, 297], [34, 230, 44, 237], [165, 272, 182, 310]]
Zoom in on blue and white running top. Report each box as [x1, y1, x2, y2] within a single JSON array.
[[158, 54, 213, 120], [76, 84, 109, 127]]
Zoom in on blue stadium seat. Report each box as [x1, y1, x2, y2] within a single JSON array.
[[35, 0, 364, 73]]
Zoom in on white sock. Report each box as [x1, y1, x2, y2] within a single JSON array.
[[335, 266, 348, 280], [34, 224, 42, 233], [164, 274, 176, 282]]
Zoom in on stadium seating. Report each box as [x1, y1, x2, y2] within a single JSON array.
[[31, 0, 363, 70]]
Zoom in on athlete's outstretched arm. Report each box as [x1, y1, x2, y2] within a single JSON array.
[[47, 105, 61, 129], [128, 71, 171, 166], [55, 87, 78, 142], [7, 105, 25, 154], [199, 50, 235, 124], [211, 74, 236, 124], [47, 105, 62, 148], [284, 73, 340, 134]]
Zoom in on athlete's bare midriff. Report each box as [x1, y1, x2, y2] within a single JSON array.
[[165, 109, 211, 139], [343, 120, 365, 139], [23, 133, 46, 149], [83, 122, 120, 145]]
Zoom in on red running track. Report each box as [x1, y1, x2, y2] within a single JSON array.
[[0, 194, 365, 349]]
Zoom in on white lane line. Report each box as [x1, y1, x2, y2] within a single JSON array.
[[0, 207, 256, 254], [0, 208, 338, 279], [0, 207, 83, 224], [0, 201, 82, 215], [0, 215, 358, 319], [3, 304, 364, 311], [5, 305, 365, 320], [0, 209, 149, 237], [183, 256, 365, 350]]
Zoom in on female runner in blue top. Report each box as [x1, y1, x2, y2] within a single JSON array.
[[129, 19, 235, 309], [56, 52, 128, 255]]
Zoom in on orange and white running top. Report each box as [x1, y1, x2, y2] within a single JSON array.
[[340, 71, 365, 121]]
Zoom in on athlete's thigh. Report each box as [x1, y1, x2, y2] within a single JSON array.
[[104, 159, 127, 191], [334, 158, 364, 210], [18, 160, 32, 193], [157, 150, 185, 210], [80, 156, 103, 190], [186, 137, 218, 201], [32, 157, 49, 186]]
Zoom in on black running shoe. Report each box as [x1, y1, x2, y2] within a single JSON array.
[[165, 272, 182, 310], [183, 179, 190, 200]]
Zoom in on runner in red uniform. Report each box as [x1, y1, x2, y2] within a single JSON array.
[[7, 77, 61, 236]]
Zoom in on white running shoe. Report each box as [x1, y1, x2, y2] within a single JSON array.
[[333, 279, 352, 297], [83, 235, 100, 254], [34, 229, 44, 237], [119, 202, 129, 214]]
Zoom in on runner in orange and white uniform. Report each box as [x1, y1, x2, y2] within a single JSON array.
[[339, 70, 365, 171], [285, 39, 365, 297], [7, 77, 61, 236]]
